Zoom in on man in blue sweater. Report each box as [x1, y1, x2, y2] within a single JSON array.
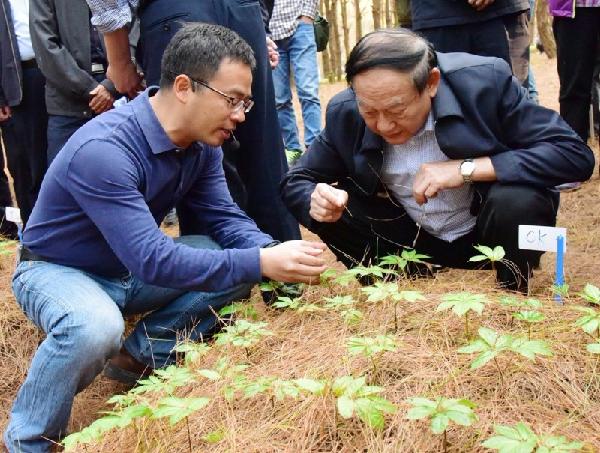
[[4, 24, 326, 453]]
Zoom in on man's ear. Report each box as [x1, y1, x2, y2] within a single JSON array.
[[172, 75, 194, 104], [426, 67, 441, 98]]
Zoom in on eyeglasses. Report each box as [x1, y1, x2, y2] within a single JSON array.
[[185, 74, 254, 114]]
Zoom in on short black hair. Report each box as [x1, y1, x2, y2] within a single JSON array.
[[159, 22, 256, 89], [345, 28, 437, 93]]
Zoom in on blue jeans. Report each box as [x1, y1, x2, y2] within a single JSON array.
[[4, 235, 252, 453], [273, 22, 322, 150], [46, 115, 89, 165]]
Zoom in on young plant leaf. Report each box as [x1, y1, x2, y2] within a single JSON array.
[[152, 396, 210, 425], [482, 422, 538, 452], [513, 311, 545, 323], [437, 292, 488, 317], [406, 397, 477, 435], [579, 283, 600, 305], [346, 335, 399, 358], [470, 245, 505, 263]]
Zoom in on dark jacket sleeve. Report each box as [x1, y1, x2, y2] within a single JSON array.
[[259, 0, 273, 34], [488, 59, 595, 187], [281, 92, 359, 230], [30, 0, 98, 101]]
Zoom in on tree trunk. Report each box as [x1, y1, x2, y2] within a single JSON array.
[[385, 0, 392, 27], [329, 0, 343, 81], [354, 0, 363, 42], [535, 0, 556, 59], [320, 0, 333, 82], [372, 0, 381, 30], [395, 0, 411, 27], [340, 0, 351, 61]]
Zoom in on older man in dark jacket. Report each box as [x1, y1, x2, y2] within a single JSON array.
[[281, 29, 595, 292], [0, 0, 47, 229]]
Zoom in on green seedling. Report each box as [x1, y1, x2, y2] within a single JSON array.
[[152, 396, 210, 452], [573, 306, 600, 339], [320, 268, 339, 285], [0, 239, 16, 256], [586, 342, 600, 354], [458, 327, 552, 384], [201, 428, 226, 444], [292, 378, 327, 396], [334, 265, 396, 286], [331, 375, 397, 429], [218, 302, 259, 320], [131, 365, 196, 396], [482, 421, 584, 452], [513, 311, 545, 340], [63, 403, 152, 450], [379, 249, 431, 275], [214, 320, 273, 357], [437, 292, 488, 338], [324, 296, 363, 325], [346, 334, 399, 376], [500, 297, 542, 309], [406, 396, 477, 452], [272, 296, 322, 313], [361, 282, 425, 331], [551, 283, 570, 299], [579, 283, 600, 305], [174, 342, 211, 367], [469, 245, 505, 271]]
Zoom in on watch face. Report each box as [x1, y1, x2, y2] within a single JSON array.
[[461, 161, 475, 176]]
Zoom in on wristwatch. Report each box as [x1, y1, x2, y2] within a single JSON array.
[[460, 159, 475, 184]]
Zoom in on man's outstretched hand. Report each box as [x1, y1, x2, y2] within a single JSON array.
[[260, 240, 327, 284], [309, 183, 349, 223]]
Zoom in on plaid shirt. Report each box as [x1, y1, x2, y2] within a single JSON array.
[[86, 0, 138, 33], [269, 0, 318, 41]]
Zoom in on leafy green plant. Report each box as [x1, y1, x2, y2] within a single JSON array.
[[131, 365, 196, 396], [437, 292, 488, 338], [272, 296, 322, 313], [174, 342, 211, 366], [482, 422, 584, 452], [331, 375, 397, 429], [379, 249, 431, 275], [573, 306, 600, 339], [361, 282, 425, 331], [469, 245, 505, 271], [214, 320, 273, 357], [579, 283, 600, 305], [458, 327, 553, 384], [324, 295, 363, 325], [406, 397, 477, 452], [551, 283, 570, 299], [218, 301, 259, 320], [346, 334, 399, 375], [513, 311, 545, 340], [334, 265, 396, 286], [153, 396, 211, 451], [500, 297, 542, 309]]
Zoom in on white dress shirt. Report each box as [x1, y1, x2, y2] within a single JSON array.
[[9, 0, 35, 61]]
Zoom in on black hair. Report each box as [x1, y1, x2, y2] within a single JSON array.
[[159, 22, 256, 89], [345, 28, 437, 93]]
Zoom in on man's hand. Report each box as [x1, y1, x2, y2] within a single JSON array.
[[309, 183, 349, 222], [103, 28, 144, 98], [260, 240, 327, 284], [266, 37, 279, 69], [89, 85, 115, 114], [468, 0, 495, 11], [106, 61, 144, 99], [412, 160, 464, 205], [0, 106, 11, 122]]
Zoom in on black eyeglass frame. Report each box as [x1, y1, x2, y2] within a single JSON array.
[[172, 72, 254, 113]]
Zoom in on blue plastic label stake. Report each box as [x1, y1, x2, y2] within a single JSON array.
[[554, 235, 564, 303]]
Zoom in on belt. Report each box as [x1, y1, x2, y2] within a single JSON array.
[[91, 63, 105, 74], [19, 247, 49, 262], [21, 59, 37, 70]]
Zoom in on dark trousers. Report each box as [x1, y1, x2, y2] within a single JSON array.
[[418, 17, 511, 68], [0, 66, 48, 227], [311, 183, 558, 292], [553, 7, 600, 142], [137, 0, 301, 241], [46, 115, 88, 165]]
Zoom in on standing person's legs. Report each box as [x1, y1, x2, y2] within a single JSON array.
[[288, 22, 322, 149], [46, 116, 88, 165], [273, 38, 303, 151], [503, 10, 530, 85], [4, 261, 125, 453], [553, 7, 600, 141], [1, 66, 48, 227], [476, 184, 558, 292]]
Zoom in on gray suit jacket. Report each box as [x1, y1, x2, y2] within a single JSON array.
[[30, 0, 116, 118], [0, 0, 23, 107]]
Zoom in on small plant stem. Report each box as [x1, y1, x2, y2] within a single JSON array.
[[464, 313, 470, 339], [370, 356, 378, 379], [493, 357, 505, 386], [245, 347, 250, 359], [186, 417, 192, 453], [394, 303, 398, 332], [491, 261, 496, 273], [443, 430, 448, 453]]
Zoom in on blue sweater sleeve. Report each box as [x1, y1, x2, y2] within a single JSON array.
[[65, 140, 263, 291]]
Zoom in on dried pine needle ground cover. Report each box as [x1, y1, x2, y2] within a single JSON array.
[[2, 55, 600, 452]]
